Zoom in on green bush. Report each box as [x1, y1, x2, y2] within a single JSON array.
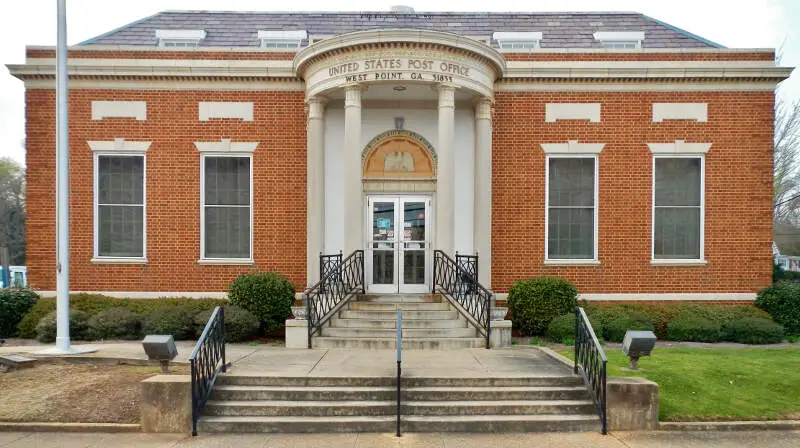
[[604, 314, 655, 342], [87, 308, 141, 340], [228, 272, 295, 331], [17, 294, 227, 339], [724, 317, 785, 344], [141, 307, 196, 340], [0, 288, 39, 337], [194, 305, 260, 342], [774, 262, 800, 283], [546, 312, 604, 344], [666, 315, 722, 342], [507, 276, 578, 336], [756, 282, 800, 335], [35, 310, 90, 343]]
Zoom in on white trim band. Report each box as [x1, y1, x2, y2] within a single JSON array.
[[647, 140, 712, 154], [653, 103, 708, 122], [91, 101, 147, 120], [541, 140, 605, 154], [88, 138, 151, 153], [199, 102, 254, 121], [194, 139, 259, 153], [494, 292, 756, 301], [545, 103, 601, 122]]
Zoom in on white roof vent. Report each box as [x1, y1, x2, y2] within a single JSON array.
[[390, 5, 415, 13]]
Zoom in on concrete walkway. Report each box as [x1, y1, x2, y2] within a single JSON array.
[[2, 431, 800, 447]]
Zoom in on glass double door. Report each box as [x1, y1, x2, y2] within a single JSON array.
[[367, 196, 431, 294]]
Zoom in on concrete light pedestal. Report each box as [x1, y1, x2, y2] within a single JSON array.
[[490, 319, 512, 348], [607, 377, 659, 431], [141, 375, 191, 434], [285, 318, 309, 349]]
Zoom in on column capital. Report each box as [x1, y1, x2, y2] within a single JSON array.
[[435, 83, 457, 109], [344, 85, 364, 108], [474, 97, 493, 121], [306, 96, 328, 120]]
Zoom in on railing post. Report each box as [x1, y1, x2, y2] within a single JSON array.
[[220, 307, 227, 373], [602, 360, 608, 435], [190, 359, 197, 436], [573, 307, 578, 375], [396, 308, 402, 437], [305, 292, 312, 349], [432, 251, 437, 292], [360, 250, 365, 293]]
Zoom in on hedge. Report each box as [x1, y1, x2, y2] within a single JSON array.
[[507, 276, 578, 336], [228, 272, 295, 332], [756, 282, 800, 335], [195, 305, 260, 342], [36, 310, 90, 343], [17, 294, 227, 339], [666, 315, 722, 343], [87, 308, 142, 340], [0, 288, 38, 337]]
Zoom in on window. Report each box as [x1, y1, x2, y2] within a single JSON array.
[[161, 40, 199, 48], [593, 31, 644, 49], [499, 41, 539, 49], [601, 41, 638, 49], [95, 155, 145, 258], [493, 32, 542, 50], [258, 30, 307, 49], [201, 155, 252, 260], [546, 156, 598, 260], [155, 29, 206, 48], [653, 157, 703, 260]]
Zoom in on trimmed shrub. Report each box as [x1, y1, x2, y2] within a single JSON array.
[[228, 272, 295, 332], [605, 314, 655, 343], [724, 317, 785, 344], [507, 276, 578, 336], [35, 310, 90, 343], [666, 315, 722, 342], [141, 307, 196, 340], [87, 308, 141, 340], [755, 282, 800, 335], [194, 305, 260, 342], [0, 288, 38, 337], [546, 312, 605, 344], [17, 295, 227, 339]]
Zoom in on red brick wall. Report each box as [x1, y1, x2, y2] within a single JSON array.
[[491, 91, 774, 294], [25, 89, 307, 292]]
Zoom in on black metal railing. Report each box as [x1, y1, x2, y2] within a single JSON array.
[[305, 249, 365, 348], [189, 306, 226, 436], [455, 252, 478, 294], [432, 250, 491, 349], [319, 251, 343, 293], [574, 306, 607, 435]]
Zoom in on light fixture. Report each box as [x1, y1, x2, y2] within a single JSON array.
[[393, 85, 407, 91]]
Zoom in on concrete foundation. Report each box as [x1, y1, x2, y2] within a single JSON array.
[[490, 319, 512, 348], [141, 375, 191, 434], [607, 377, 659, 431], [285, 318, 309, 349]]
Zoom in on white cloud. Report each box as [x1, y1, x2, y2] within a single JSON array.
[[1, 0, 797, 166]]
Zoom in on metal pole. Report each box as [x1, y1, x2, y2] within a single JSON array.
[[396, 308, 402, 437]]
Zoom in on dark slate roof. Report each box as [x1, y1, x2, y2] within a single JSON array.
[[78, 10, 723, 49]]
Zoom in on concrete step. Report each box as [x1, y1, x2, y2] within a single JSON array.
[[348, 302, 451, 311], [338, 310, 459, 320], [320, 327, 478, 338], [310, 337, 486, 350], [198, 415, 396, 433], [402, 414, 600, 432], [356, 295, 441, 303], [216, 375, 582, 388], [401, 376, 584, 388], [205, 400, 395, 417], [329, 316, 468, 329], [211, 385, 395, 401], [402, 386, 589, 401], [402, 400, 597, 416]]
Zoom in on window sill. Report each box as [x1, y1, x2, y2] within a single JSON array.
[[91, 257, 148, 264], [544, 259, 601, 266], [650, 259, 708, 266], [197, 258, 255, 266]]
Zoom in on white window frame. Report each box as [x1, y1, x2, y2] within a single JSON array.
[[156, 29, 206, 48], [544, 154, 600, 264], [92, 152, 147, 263], [593, 31, 644, 49], [493, 31, 542, 51], [258, 30, 306, 49], [651, 155, 706, 265], [199, 153, 254, 263]]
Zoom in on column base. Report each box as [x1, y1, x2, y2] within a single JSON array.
[[489, 319, 512, 348], [285, 319, 309, 349]]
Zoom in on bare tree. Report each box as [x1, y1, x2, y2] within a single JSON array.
[[774, 93, 800, 224], [0, 157, 25, 265]]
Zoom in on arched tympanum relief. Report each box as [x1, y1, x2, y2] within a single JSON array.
[[362, 130, 436, 179]]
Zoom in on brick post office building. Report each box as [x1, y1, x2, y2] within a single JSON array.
[[8, 9, 792, 302]]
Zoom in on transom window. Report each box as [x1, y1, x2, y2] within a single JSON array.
[[95, 155, 145, 258], [546, 156, 598, 260], [201, 155, 252, 260], [653, 157, 704, 260]]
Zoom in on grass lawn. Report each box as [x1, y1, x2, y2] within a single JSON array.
[[558, 347, 800, 422]]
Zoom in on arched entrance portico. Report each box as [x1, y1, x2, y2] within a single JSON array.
[[295, 29, 505, 289]]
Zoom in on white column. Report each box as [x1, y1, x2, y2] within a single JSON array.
[[436, 84, 456, 256], [306, 97, 326, 287], [343, 85, 363, 255], [474, 98, 492, 287]]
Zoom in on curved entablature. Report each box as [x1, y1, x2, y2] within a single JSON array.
[[294, 29, 506, 99], [362, 129, 437, 179]]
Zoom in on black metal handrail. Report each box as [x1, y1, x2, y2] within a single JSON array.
[[455, 252, 478, 294], [432, 250, 491, 349], [319, 251, 343, 292], [305, 249, 365, 348], [574, 306, 608, 435], [189, 306, 226, 436]]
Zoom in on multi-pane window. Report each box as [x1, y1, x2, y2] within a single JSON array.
[[96, 155, 145, 258], [546, 157, 597, 260], [202, 156, 252, 259], [653, 157, 703, 260], [499, 41, 540, 49], [601, 41, 639, 49], [260, 39, 301, 49], [160, 39, 200, 47]]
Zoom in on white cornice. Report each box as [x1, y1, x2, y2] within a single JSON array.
[[194, 139, 259, 153], [541, 140, 605, 154], [88, 138, 151, 153], [647, 140, 712, 154]]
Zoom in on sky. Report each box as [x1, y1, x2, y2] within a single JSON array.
[[1, 0, 798, 166]]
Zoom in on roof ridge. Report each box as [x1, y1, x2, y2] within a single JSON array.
[[157, 9, 646, 15]]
